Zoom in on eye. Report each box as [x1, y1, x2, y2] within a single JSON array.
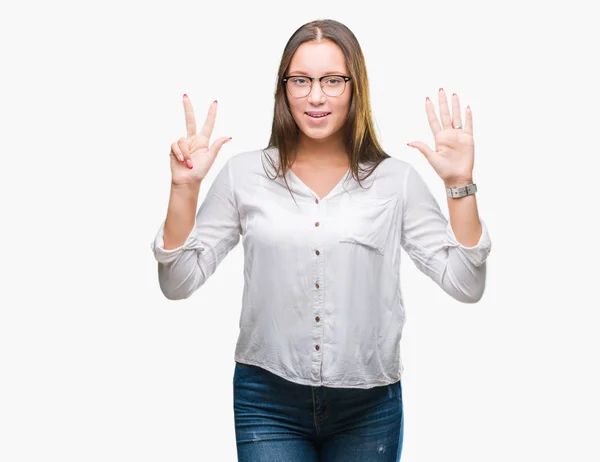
[[291, 77, 308, 85], [325, 77, 343, 86]]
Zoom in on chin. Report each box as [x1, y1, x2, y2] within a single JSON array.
[[300, 128, 334, 140], [296, 121, 343, 141]]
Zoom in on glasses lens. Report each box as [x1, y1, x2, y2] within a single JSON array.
[[285, 76, 348, 97], [322, 77, 346, 97], [287, 77, 311, 98]]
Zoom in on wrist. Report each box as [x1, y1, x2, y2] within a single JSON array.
[[171, 180, 201, 191], [170, 181, 201, 201], [444, 178, 473, 188]]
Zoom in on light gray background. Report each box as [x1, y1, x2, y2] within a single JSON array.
[[1, 0, 598, 460]]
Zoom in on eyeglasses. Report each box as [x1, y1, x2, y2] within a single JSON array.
[[282, 74, 352, 98]]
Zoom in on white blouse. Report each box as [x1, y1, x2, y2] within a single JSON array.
[[151, 148, 492, 389]]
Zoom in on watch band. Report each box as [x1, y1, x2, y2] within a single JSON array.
[[446, 183, 477, 198]]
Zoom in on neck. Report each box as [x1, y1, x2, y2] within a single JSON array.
[[294, 133, 349, 167]]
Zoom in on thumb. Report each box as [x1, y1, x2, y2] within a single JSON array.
[[407, 141, 435, 161], [210, 136, 233, 155]]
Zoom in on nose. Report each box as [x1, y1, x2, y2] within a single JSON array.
[[307, 80, 326, 105]]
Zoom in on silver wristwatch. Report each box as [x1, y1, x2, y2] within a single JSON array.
[[446, 183, 477, 198]]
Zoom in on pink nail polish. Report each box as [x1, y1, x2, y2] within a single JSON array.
[[183, 94, 188, 98], [214, 100, 218, 104], [439, 88, 443, 92]]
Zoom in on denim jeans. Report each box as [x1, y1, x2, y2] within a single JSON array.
[[233, 362, 404, 461]]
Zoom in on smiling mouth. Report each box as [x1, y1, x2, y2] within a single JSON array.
[[305, 112, 331, 118]]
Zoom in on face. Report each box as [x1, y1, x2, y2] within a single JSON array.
[[285, 40, 352, 143]]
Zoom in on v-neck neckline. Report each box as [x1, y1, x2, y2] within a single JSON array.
[[287, 166, 351, 201]]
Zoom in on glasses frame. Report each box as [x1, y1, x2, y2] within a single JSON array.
[[282, 74, 352, 98]]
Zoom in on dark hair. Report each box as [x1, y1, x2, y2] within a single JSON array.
[[262, 19, 390, 201]]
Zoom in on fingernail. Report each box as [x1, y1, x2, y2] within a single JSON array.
[[186, 159, 193, 169], [426, 97, 430, 101], [453, 93, 457, 96], [439, 88, 443, 92], [183, 94, 188, 98], [214, 100, 218, 104]]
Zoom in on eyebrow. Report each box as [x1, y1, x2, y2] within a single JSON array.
[[287, 71, 346, 76]]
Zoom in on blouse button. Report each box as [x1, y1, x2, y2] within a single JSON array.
[[315, 222, 320, 227], [315, 345, 320, 351], [315, 316, 320, 322], [315, 283, 320, 289], [315, 198, 319, 204], [315, 250, 320, 255]]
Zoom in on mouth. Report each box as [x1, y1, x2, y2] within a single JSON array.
[[305, 112, 331, 122]]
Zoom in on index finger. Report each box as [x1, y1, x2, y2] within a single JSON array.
[[182, 95, 197, 138], [425, 97, 442, 135]]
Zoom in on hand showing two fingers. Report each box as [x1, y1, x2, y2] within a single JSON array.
[[169, 94, 232, 187]]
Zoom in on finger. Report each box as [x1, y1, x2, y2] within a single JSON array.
[[407, 141, 435, 161], [171, 142, 184, 163], [177, 137, 190, 162], [209, 136, 233, 156], [183, 94, 197, 138], [452, 93, 463, 130], [425, 97, 442, 135], [465, 106, 474, 136], [438, 88, 452, 130], [199, 100, 218, 143]]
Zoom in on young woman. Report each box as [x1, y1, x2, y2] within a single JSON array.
[[151, 18, 491, 462]]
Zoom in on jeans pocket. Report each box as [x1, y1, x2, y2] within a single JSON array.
[[233, 362, 257, 386]]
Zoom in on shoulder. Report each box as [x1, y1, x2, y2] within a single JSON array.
[[369, 155, 416, 190], [218, 148, 276, 193], [229, 146, 278, 164], [227, 148, 264, 169], [373, 155, 414, 177], [219, 148, 269, 177]]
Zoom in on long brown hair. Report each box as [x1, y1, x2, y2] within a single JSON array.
[[262, 19, 390, 199]]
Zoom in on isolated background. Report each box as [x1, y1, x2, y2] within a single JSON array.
[[1, 0, 599, 460]]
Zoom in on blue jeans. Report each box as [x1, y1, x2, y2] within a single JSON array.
[[233, 362, 404, 461]]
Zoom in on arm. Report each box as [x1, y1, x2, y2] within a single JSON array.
[[163, 182, 200, 250], [150, 159, 241, 300], [445, 177, 483, 248], [400, 165, 492, 303]]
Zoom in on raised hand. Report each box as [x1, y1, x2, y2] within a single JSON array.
[[407, 88, 475, 186], [169, 95, 232, 186]]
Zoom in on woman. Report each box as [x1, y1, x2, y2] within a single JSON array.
[[151, 18, 491, 462]]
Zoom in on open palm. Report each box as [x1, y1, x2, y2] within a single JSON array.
[[408, 88, 475, 186]]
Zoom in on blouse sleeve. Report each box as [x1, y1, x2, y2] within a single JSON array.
[[400, 164, 492, 303], [150, 159, 241, 300]]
